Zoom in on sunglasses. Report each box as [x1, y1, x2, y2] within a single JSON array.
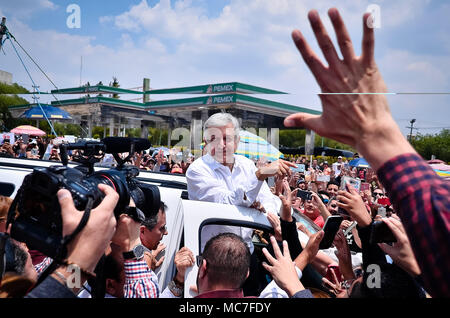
[[196, 255, 204, 267], [373, 192, 383, 197]]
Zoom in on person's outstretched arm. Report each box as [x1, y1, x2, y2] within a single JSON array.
[[284, 8, 450, 297]]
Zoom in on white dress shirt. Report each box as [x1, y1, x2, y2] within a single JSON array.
[[186, 153, 281, 253]]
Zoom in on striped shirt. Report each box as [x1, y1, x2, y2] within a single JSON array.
[[377, 153, 450, 297]]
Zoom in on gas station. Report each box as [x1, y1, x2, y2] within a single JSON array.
[[9, 79, 322, 154]]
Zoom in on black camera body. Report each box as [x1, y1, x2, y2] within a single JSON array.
[[8, 137, 159, 261]]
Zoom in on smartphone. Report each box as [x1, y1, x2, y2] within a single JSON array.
[[297, 189, 312, 201], [291, 164, 305, 173], [377, 197, 391, 206], [370, 220, 397, 244], [324, 265, 342, 283], [340, 176, 361, 192], [377, 206, 387, 218], [319, 215, 343, 249], [337, 177, 361, 217]]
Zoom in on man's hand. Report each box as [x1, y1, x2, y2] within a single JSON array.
[[111, 213, 142, 253], [249, 200, 266, 213], [378, 215, 421, 276], [262, 236, 305, 297], [144, 243, 166, 271], [337, 184, 372, 227], [174, 247, 195, 284], [294, 230, 324, 270], [255, 159, 297, 181], [58, 184, 118, 274], [278, 179, 296, 222], [267, 212, 282, 242], [333, 230, 355, 280], [284, 8, 416, 171]]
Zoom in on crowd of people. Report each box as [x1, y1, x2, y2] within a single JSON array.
[[0, 7, 449, 300]]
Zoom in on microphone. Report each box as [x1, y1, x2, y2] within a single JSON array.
[[102, 137, 151, 154]]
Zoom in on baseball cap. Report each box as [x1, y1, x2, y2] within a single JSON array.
[[338, 156, 342, 159]]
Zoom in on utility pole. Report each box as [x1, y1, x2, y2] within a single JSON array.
[[407, 119, 416, 142], [0, 17, 6, 52]]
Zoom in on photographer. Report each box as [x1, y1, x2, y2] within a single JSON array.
[[284, 7, 449, 297]]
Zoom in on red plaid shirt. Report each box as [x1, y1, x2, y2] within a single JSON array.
[[377, 153, 450, 297], [123, 259, 159, 298]]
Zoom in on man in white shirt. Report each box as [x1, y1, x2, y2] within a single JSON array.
[[186, 112, 296, 252], [332, 156, 344, 177]]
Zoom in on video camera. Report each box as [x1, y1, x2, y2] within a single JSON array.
[[6, 137, 160, 261]]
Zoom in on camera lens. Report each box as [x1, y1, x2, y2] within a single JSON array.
[[86, 170, 130, 217]]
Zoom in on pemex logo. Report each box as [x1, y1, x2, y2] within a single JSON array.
[[206, 96, 213, 105], [206, 85, 213, 94]]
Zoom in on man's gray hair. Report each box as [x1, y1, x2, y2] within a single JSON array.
[[203, 112, 240, 141]]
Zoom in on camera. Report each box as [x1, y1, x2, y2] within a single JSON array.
[[7, 137, 160, 261]]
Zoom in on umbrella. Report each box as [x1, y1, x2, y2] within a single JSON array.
[[427, 159, 445, 165], [10, 125, 46, 136], [235, 130, 283, 161], [20, 105, 72, 120], [429, 163, 450, 180], [349, 157, 370, 168]]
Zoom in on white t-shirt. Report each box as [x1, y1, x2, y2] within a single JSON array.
[[332, 161, 343, 176]]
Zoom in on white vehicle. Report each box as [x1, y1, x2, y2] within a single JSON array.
[[0, 156, 321, 298]]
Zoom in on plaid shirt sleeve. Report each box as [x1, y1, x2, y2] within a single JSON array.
[[123, 259, 160, 298], [377, 153, 450, 297]]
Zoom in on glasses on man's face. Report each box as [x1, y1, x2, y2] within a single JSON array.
[[373, 192, 383, 197]]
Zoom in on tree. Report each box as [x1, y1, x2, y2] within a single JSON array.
[[0, 83, 31, 130], [411, 129, 450, 162], [109, 77, 120, 99], [279, 129, 354, 151], [0, 82, 29, 94]]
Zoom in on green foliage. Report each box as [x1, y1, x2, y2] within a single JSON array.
[[37, 121, 82, 136], [411, 129, 450, 162], [92, 126, 105, 139], [125, 127, 141, 138], [149, 127, 168, 146], [279, 129, 354, 151], [0, 87, 31, 130], [0, 82, 29, 94], [110, 77, 120, 99]]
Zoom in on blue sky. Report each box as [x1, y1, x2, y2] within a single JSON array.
[[0, 0, 449, 138]]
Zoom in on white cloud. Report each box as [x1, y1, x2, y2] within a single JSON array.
[[0, 0, 57, 19]]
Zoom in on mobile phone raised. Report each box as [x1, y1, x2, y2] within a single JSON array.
[[319, 215, 343, 249], [369, 220, 397, 244], [296, 189, 312, 201], [340, 176, 361, 192]]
